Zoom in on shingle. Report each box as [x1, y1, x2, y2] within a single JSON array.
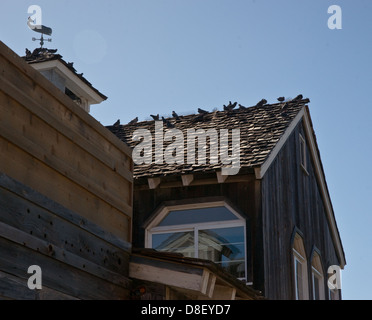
[[107, 98, 309, 179]]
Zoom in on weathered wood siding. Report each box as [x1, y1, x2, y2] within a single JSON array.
[[131, 120, 341, 300], [132, 175, 262, 289], [261, 121, 341, 299], [0, 41, 133, 299], [0, 173, 131, 299]]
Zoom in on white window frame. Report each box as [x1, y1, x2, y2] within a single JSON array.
[[145, 201, 247, 281], [311, 252, 325, 300], [328, 287, 339, 300], [292, 233, 309, 300], [312, 267, 322, 300], [293, 249, 307, 300]]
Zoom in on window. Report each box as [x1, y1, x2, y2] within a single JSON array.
[[328, 287, 338, 300], [311, 251, 325, 300], [292, 233, 309, 300], [294, 257, 304, 299], [146, 202, 247, 280], [312, 271, 320, 300], [65, 87, 81, 104], [299, 134, 308, 174]]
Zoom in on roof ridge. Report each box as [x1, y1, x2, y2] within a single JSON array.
[[115, 98, 310, 126]]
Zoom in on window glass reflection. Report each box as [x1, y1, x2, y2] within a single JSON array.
[[198, 226, 245, 278], [152, 231, 195, 258]]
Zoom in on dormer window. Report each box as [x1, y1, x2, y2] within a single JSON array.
[[65, 87, 81, 105], [145, 202, 247, 280], [23, 48, 107, 114]]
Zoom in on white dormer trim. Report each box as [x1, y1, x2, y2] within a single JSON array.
[[30, 60, 105, 106]]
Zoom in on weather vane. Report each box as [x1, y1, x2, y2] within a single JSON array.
[[27, 16, 52, 48]]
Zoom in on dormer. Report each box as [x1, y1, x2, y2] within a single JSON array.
[[23, 48, 107, 113]]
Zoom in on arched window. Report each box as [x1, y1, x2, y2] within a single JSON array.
[[292, 232, 309, 300], [311, 251, 325, 300], [145, 201, 247, 280]]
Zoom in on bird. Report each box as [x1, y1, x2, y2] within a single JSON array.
[[198, 108, 208, 114], [292, 94, 303, 101], [113, 119, 120, 126], [277, 97, 285, 102], [230, 101, 237, 109], [128, 117, 138, 125], [238, 104, 246, 110], [172, 111, 180, 120], [255, 99, 268, 107], [224, 101, 237, 112], [194, 113, 206, 122], [150, 114, 160, 121], [25, 48, 31, 57], [162, 116, 174, 128], [223, 101, 232, 109]]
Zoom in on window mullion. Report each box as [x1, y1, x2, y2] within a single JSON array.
[[194, 226, 199, 258]]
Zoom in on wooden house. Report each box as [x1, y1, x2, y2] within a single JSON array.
[[0, 39, 345, 300], [108, 97, 346, 300], [0, 42, 133, 299]]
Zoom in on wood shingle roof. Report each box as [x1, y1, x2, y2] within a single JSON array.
[[107, 98, 310, 179]]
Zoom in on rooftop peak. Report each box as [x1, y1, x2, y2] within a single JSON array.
[[22, 47, 107, 113], [24, 47, 60, 63]]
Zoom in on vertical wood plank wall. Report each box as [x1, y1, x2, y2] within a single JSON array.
[[132, 121, 343, 300], [0, 41, 133, 299], [261, 121, 341, 300]]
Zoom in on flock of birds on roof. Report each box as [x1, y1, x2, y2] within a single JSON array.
[[115, 94, 304, 127]]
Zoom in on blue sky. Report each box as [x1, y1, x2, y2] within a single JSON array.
[[2, 0, 372, 300]]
